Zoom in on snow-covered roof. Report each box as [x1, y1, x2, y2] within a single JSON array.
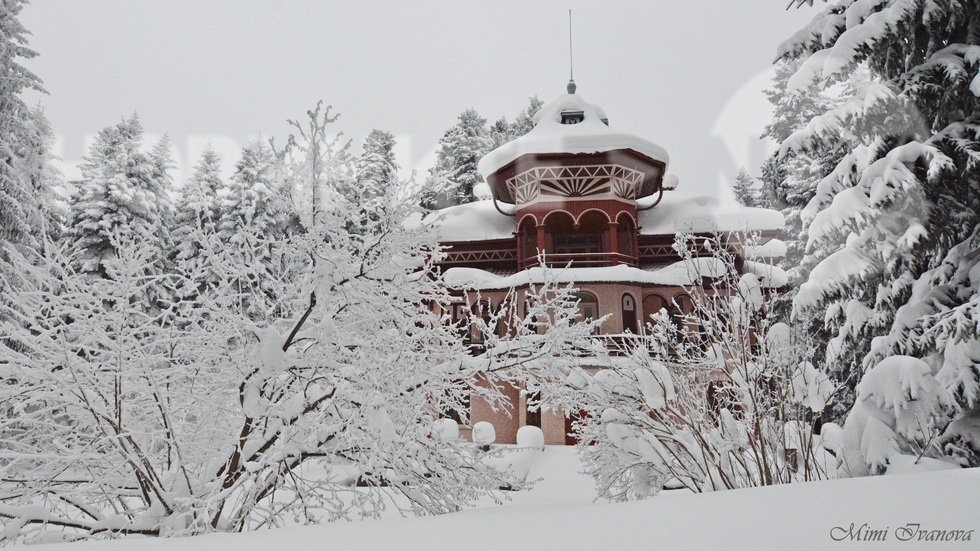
[[637, 194, 785, 235], [478, 93, 670, 179], [419, 195, 785, 243], [443, 259, 787, 291], [419, 200, 515, 242], [745, 239, 788, 259]]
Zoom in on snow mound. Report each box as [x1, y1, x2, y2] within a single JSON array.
[[472, 422, 496, 445], [516, 426, 545, 450]]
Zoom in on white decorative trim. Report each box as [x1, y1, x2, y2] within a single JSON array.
[[506, 165, 645, 205]]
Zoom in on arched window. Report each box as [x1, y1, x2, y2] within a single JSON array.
[[548, 211, 603, 259], [622, 293, 637, 334], [525, 390, 542, 428], [643, 294, 669, 323], [519, 218, 537, 265], [616, 213, 636, 262], [470, 300, 494, 345], [670, 294, 693, 335], [573, 292, 598, 324], [544, 211, 575, 251]]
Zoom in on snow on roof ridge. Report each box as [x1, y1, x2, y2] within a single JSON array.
[[478, 93, 670, 179], [443, 259, 786, 291], [637, 195, 785, 235], [417, 200, 516, 242], [418, 196, 785, 244]]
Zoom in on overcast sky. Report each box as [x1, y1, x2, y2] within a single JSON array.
[[21, 1, 818, 197]]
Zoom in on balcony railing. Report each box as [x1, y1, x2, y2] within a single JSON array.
[[519, 252, 637, 269], [464, 333, 658, 358]]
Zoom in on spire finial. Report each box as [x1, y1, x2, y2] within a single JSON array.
[[567, 9, 576, 94]]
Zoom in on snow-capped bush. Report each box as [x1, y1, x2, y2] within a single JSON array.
[[0, 104, 528, 543], [842, 355, 957, 475], [533, 233, 838, 498]]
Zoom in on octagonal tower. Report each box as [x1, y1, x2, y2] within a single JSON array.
[[478, 84, 671, 270]]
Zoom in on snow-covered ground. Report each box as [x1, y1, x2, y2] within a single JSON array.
[[37, 447, 979, 551]]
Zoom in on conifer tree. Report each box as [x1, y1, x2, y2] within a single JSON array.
[[422, 97, 542, 210], [421, 108, 491, 210], [68, 115, 172, 288], [218, 138, 293, 320], [0, 0, 58, 262], [732, 167, 759, 207], [219, 138, 289, 242], [173, 145, 223, 273], [778, 0, 980, 465], [355, 129, 398, 201], [509, 95, 543, 138], [758, 56, 851, 340]]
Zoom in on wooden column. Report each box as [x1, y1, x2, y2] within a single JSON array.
[[536, 224, 546, 261], [608, 221, 620, 265], [516, 231, 523, 270]]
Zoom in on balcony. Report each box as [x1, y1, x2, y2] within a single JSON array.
[[518, 252, 638, 270]]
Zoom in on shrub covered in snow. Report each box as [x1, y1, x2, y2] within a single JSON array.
[[531, 233, 840, 499], [0, 105, 534, 544]]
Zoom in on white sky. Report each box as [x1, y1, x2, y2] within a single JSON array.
[[21, 1, 819, 197]]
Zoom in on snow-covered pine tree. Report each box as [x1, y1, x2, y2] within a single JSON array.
[[219, 138, 288, 243], [781, 0, 980, 467], [0, 0, 58, 263], [487, 96, 545, 150], [422, 98, 542, 210], [217, 137, 294, 321], [732, 167, 760, 207], [761, 57, 857, 289], [149, 133, 176, 225], [148, 133, 177, 302], [355, 129, 398, 201], [22, 108, 64, 237], [171, 145, 224, 304], [174, 145, 223, 263], [68, 115, 173, 301], [421, 108, 491, 210], [759, 56, 853, 356], [509, 95, 544, 139], [488, 117, 511, 150]]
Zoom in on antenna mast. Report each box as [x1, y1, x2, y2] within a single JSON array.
[[567, 9, 576, 94]]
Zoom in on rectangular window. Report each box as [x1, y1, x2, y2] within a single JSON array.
[[554, 234, 601, 255], [526, 391, 542, 428]]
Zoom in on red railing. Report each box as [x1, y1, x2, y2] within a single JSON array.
[[519, 252, 637, 269]]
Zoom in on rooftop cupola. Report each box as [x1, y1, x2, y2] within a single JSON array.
[[476, 86, 672, 270], [478, 89, 670, 209]]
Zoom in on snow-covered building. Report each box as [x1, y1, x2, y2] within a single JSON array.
[[424, 82, 786, 445]]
